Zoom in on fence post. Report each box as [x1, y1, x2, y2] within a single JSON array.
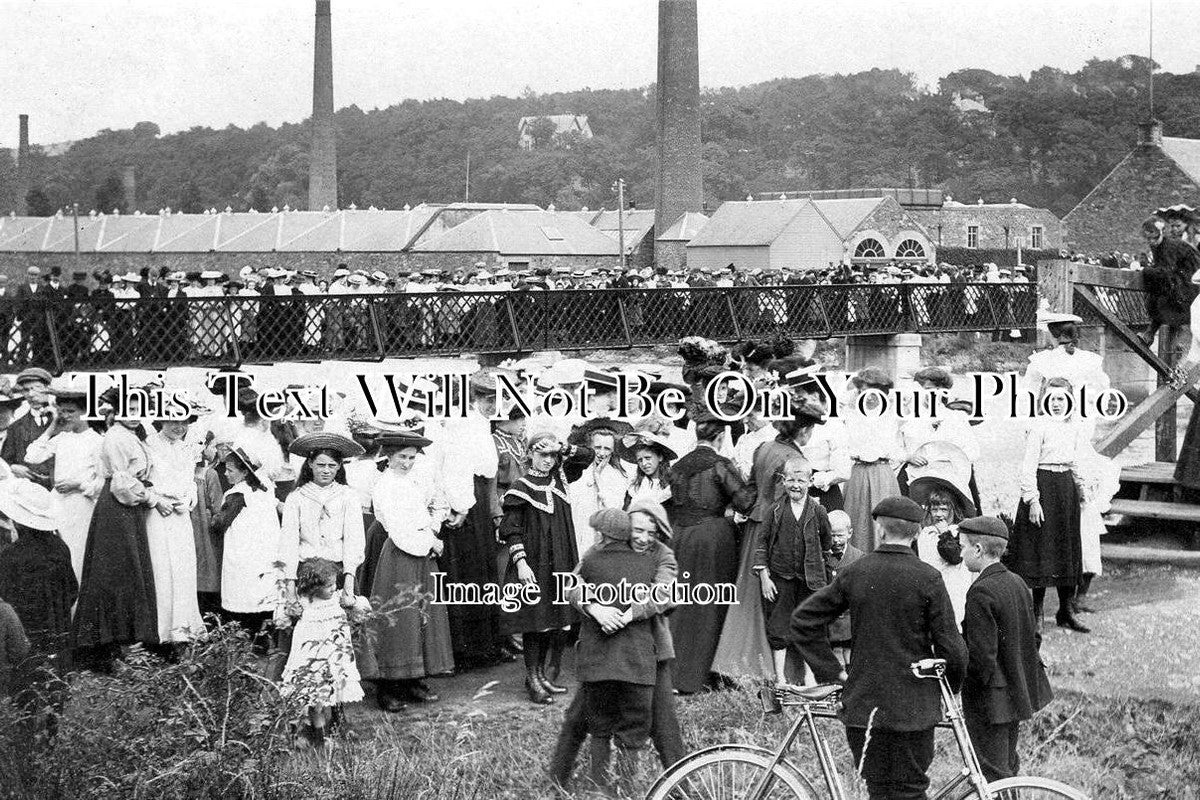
[[366, 302, 386, 361], [45, 310, 64, 374], [616, 294, 634, 348], [813, 287, 833, 338], [725, 292, 742, 341], [227, 300, 243, 366], [500, 296, 523, 354]]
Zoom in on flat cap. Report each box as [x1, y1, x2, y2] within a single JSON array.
[[871, 496, 925, 523], [958, 515, 1009, 540], [16, 367, 53, 386]]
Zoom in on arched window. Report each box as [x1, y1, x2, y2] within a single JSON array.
[[895, 239, 926, 259], [853, 238, 886, 259]]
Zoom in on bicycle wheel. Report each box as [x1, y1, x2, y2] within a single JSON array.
[[645, 745, 820, 800], [974, 776, 1091, 799]]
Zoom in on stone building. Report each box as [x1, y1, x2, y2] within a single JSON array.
[[1064, 120, 1200, 255], [686, 196, 934, 273], [909, 198, 1064, 251]]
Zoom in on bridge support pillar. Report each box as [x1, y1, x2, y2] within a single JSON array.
[[844, 333, 923, 379]]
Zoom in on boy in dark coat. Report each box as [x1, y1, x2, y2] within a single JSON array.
[[791, 496, 967, 800], [570, 507, 663, 797], [959, 515, 1053, 782], [754, 456, 832, 688], [824, 509, 863, 668]]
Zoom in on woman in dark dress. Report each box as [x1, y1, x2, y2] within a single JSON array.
[[1006, 378, 1090, 633], [71, 419, 160, 669], [498, 431, 591, 705], [665, 416, 755, 694]]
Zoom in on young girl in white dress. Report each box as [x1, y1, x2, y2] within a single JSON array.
[[911, 482, 975, 629], [213, 446, 283, 649], [280, 557, 364, 747]]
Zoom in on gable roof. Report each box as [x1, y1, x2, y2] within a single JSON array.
[[687, 200, 811, 247], [414, 210, 619, 256], [517, 114, 590, 136], [656, 211, 710, 241], [810, 197, 887, 239], [1161, 136, 1200, 186]]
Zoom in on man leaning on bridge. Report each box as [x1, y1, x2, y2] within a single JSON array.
[[1140, 215, 1200, 355]]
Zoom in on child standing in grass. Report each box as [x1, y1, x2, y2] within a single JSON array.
[[753, 457, 833, 688], [959, 515, 1053, 783], [279, 558, 364, 748]]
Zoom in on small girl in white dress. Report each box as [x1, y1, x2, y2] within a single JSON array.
[[280, 557, 364, 746]]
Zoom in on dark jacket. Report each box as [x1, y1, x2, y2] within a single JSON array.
[[961, 562, 1053, 725], [827, 542, 865, 642], [1146, 237, 1200, 325], [790, 543, 968, 731], [754, 496, 832, 590], [575, 541, 660, 686], [1, 411, 52, 476]]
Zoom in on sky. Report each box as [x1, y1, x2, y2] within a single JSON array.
[[0, 0, 1187, 146]]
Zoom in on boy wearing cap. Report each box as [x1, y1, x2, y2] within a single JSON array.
[[791, 496, 967, 800], [959, 516, 1053, 782], [569, 508, 665, 797], [3, 369, 54, 483]]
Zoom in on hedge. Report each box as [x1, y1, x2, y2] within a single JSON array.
[[935, 247, 1062, 268]]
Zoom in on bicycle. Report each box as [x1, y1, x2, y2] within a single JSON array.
[[645, 658, 1089, 800]]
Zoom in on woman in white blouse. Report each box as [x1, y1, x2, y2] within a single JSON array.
[[358, 431, 454, 712], [144, 415, 205, 645], [1007, 378, 1091, 633], [567, 428, 631, 559], [278, 433, 367, 612]]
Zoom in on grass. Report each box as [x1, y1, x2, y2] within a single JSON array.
[[264, 684, 1200, 799]]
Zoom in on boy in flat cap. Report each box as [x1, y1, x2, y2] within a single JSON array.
[[791, 496, 967, 800], [959, 516, 1053, 782]]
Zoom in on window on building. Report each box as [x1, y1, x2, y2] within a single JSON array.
[[895, 239, 926, 260], [1030, 226, 1043, 250], [966, 225, 979, 249], [540, 226, 564, 241], [853, 238, 886, 259]]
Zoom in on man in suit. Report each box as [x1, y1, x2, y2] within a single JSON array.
[[3, 368, 55, 487], [13, 266, 53, 365], [791, 497, 968, 800], [959, 516, 1053, 782], [62, 270, 92, 364]]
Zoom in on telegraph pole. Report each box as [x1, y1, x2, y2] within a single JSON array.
[[613, 178, 627, 271]]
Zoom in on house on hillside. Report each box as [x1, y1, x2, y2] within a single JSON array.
[[411, 208, 620, 272], [518, 115, 592, 150], [1064, 120, 1200, 254], [686, 196, 933, 273]]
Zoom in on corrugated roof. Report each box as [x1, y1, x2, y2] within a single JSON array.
[[656, 211, 710, 241], [0, 216, 54, 250], [1162, 136, 1200, 186], [415, 210, 619, 255], [687, 200, 810, 247], [96, 216, 162, 252], [809, 197, 886, 239]]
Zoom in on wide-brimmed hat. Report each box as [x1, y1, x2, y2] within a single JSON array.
[[375, 431, 433, 451], [617, 431, 677, 463], [906, 441, 975, 514], [225, 445, 261, 473], [289, 432, 365, 459], [0, 478, 56, 531]]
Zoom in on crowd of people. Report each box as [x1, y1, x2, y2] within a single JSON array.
[[0, 309, 1122, 793]]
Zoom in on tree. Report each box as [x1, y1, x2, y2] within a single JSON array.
[[95, 173, 125, 213]]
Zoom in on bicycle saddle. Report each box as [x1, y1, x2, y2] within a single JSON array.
[[780, 683, 842, 701]]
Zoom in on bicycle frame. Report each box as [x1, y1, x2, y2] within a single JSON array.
[[749, 671, 996, 800]]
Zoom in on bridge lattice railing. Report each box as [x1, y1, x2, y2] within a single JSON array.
[[0, 282, 1066, 373]]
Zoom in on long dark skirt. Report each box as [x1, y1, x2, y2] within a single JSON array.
[[670, 515, 739, 694], [441, 476, 501, 665], [356, 513, 382, 600], [358, 540, 454, 680], [1007, 469, 1082, 588], [1176, 404, 1200, 490], [71, 481, 158, 648]]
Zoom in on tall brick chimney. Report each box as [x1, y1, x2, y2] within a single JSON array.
[[15, 114, 30, 215], [122, 166, 137, 213], [1137, 118, 1164, 148], [654, 0, 703, 238], [308, 0, 338, 211]]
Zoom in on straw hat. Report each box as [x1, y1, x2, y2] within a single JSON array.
[[0, 478, 57, 531], [617, 431, 677, 463], [906, 442, 975, 516], [288, 432, 366, 459]]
